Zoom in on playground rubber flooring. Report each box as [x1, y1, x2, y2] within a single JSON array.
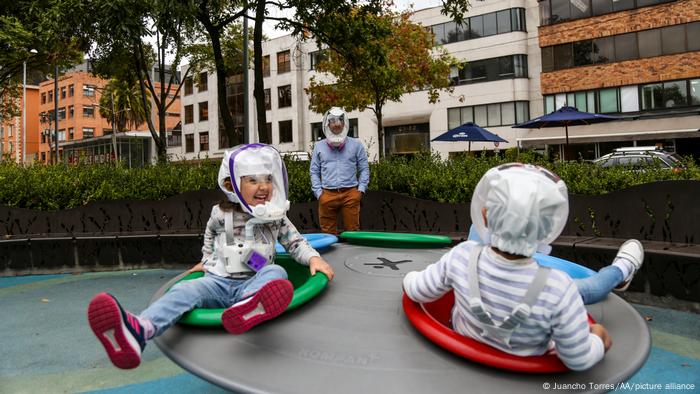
[[1, 269, 698, 393]]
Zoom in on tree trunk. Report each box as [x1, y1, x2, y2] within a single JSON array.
[[376, 104, 384, 159], [253, 1, 267, 139]]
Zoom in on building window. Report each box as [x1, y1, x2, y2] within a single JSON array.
[[185, 104, 194, 123], [58, 108, 66, 120], [41, 92, 46, 104], [184, 77, 193, 95], [83, 127, 94, 138], [260, 123, 272, 144], [263, 55, 271, 77], [447, 101, 529, 129], [60, 87, 66, 99], [198, 72, 208, 91], [452, 55, 528, 85], [277, 50, 291, 74], [185, 134, 194, 152], [264, 89, 271, 110], [83, 85, 96, 97], [58, 129, 65, 141], [199, 132, 209, 151], [310, 50, 329, 70], [83, 105, 95, 118], [540, 0, 674, 26], [311, 118, 359, 141], [430, 8, 525, 44], [68, 84, 74, 97], [48, 90, 53, 102], [641, 80, 689, 110], [68, 128, 74, 140], [68, 105, 74, 118], [278, 85, 292, 108], [279, 120, 293, 143], [199, 102, 208, 121], [542, 22, 700, 72]]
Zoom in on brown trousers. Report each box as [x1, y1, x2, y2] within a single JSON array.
[[318, 187, 362, 235]]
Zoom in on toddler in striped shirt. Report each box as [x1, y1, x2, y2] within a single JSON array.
[[403, 163, 643, 371]]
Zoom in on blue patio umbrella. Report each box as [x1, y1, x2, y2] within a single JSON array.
[[431, 122, 508, 152], [512, 106, 620, 146]]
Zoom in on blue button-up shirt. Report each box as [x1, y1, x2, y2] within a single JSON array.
[[310, 137, 370, 199]]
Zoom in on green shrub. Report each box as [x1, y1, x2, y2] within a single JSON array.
[[1, 151, 698, 210]]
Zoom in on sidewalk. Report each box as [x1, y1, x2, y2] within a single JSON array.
[[1, 269, 698, 393]]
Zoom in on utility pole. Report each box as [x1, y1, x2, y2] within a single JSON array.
[[243, 16, 249, 144]]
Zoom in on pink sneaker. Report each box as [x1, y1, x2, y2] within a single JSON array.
[[222, 279, 293, 335], [87, 293, 146, 369]]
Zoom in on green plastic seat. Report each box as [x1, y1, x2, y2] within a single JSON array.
[[340, 231, 452, 248], [172, 254, 329, 327]]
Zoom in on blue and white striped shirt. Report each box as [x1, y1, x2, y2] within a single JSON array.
[[403, 241, 604, 371], [310, 137, 370, 199]]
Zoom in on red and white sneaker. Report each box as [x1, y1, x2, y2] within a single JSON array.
[[222, 279, 293, 335], [87, 292, 146, 369]]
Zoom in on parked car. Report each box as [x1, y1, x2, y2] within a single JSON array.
[[593, 146, 684, 172], [281, 151, 311, 161]]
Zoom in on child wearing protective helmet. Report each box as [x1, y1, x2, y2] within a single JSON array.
[[403, 163, 643, 371], [87, 144, 334, 369]]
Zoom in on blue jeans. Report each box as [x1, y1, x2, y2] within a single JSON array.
[[140, 264, 288, 337], [574, 265, 624, 305]]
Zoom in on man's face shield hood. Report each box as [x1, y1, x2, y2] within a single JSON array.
[[470, 163, 569, 257], [218, 144, 290, 220], [322, 107, 349, 146]]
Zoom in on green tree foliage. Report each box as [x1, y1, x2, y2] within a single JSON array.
[[305, 9, 458, 158], [98, 79, 151, 132]]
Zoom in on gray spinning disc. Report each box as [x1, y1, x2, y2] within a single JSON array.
[[152, 243, 650, 394]]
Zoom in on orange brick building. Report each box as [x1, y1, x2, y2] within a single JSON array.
[[522, 0, 700, 159], [38, 66, 181, 165], [0, 86, 40, 163]]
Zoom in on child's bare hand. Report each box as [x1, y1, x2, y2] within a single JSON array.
[[590, 323, 612, 352], [309, 256, 334, 281], [187, 262, 206, 274]]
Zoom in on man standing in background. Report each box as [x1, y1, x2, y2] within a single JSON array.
[[310, 107, 370, 235]]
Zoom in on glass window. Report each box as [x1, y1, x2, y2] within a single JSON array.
[[553, 43, 573, 70], [620, 85, 639, 112], [496, 10, 511, 34], [539, 0, 552, 25], [487, 104, 501, 126], [82, 105, 95, 118], [432, 24, 446, 44], [445, 22, 458, 43], [185, 134, 194, 152], [470, 15, 484, 38], [278, 85, 292, 108], [501, 102, 516, 125], [264, 89, 271, 110], [82, 85, 95, 97], [83, 127, 94, 138], [499, 56, 514, 78], [448, 108, 461, 129], [310, 50, 328, 70], [349, 118, 359, 138], [573, 40, 593, 66], [688, 22, 700, 52], [457, 21, 469, 41], [663, 80, 688, 107], [474, 105, 488, 126], [551, 0, 571, 23], [598, 88, 619, 113], [461, 107, 474, 124], [545, 96, 555, 114], [199, 132, 209, 151], [690, 79, 700, 106], [592, 36, 614, 64], [661, 25, 685, 55], [641, 83, 663, 110], [512, 8, 526, 31], [567, 93, 575, 106], [277, 50, 291, 73], [587, 91, 596, 112], [614, 33, 638, 62], [483, 13, 497, 36], [569, 0, 591, 20], [279, 120, 293, 143], [68, 84, 74, 97], [184, 77, 193, 95], [575, 92, 587, 112], [591, 0, 612, 16], [198, 102, 208, 121], [541, 47, 554, 72], [515, 101, 530, 123], [185, 104, 194, 123], [514, 55, 528, 77], [638, 29, 662, 58], [612, 0, 634, 12]]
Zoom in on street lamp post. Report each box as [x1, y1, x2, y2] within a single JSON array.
[[22, 49, 38, 164]]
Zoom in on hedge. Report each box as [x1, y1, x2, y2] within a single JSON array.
[[1, 149, 698, 210]]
